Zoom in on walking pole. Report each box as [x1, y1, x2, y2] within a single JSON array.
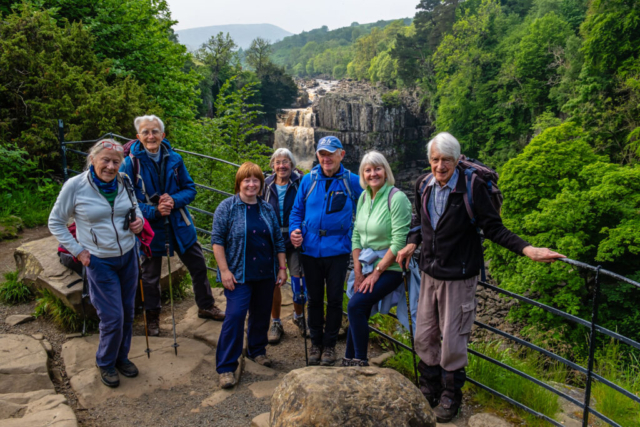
[[402, 263, 419, 387], [299, 286, 309, 367], [138, 257, 151, 358], [81, 266, 88, 337], [164, 218, 179, 356]]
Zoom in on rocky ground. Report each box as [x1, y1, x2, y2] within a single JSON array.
[[0, 229, 558, 427]]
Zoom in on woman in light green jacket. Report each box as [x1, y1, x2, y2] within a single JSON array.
[[343, 151, 412, 366]]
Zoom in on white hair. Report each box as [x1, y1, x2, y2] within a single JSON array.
[[134, 115, 165, 133], [358, 150, 395, 190], [85, 138, 123, 170], [427, 132, 461, 161], [270, 148, 297, 170]]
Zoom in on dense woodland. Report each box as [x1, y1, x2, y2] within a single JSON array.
[[1, 0, 639, 409]]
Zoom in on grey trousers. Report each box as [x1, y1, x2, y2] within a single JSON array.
[[414, 272, 478, 371], [141, 242, 214, 311]]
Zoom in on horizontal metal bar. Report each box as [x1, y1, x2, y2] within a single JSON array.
[[194, 183, 234, 197], [65, 148, 88, 157], [468, 349, 585, 408], [340, 308, 414, 353], [202, 246, 213, 254], [187, 205, 215, 217], [174, 148, 241, 168], [559, 258, 640, 289], [475, 321, 587, 374], [592, 373, 640, 405], [586, 406, 623, 427], [195, 227, 212, 236], [477, 281, 591, 328], [66, 168, 82, 175], [466, 378, 564, 427], [478, 282, 640, 351]]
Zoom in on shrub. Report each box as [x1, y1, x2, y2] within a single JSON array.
[[34, 289, 95, 332], [0, 271, 33, 304], [381, 90, 402, 108]]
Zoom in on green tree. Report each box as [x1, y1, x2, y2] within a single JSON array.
[[246, 37, 273, 75]]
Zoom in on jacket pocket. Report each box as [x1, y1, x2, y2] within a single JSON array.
[[459, 299, 477, 335], [326, 191, 348, 214], [90, 228, 100, 250]]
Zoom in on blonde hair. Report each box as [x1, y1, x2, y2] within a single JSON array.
[[234, 162, 265, 194], [358, 150, 395, 190], [85, 139, 124, 170]]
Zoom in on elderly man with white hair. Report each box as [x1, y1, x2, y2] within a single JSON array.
[[120, 115, 224, 337], [396, 132, 563, 422]]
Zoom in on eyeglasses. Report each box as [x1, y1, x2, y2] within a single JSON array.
[[140, 129, 162, 137], [274, 160, 291, 166], [101, 141, 124, 152]]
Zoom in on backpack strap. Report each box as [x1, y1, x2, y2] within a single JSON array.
[[128, 153, 151, 204], [303, 170, 319, 202], [387, 186, 400, 211], [462, 168, 477, 225]]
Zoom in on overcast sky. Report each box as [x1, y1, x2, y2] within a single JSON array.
[[166, 0, 420, 34]]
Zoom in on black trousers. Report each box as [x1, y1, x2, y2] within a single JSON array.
[[301, 253, 350, 348], [141, 242, 214, 311]]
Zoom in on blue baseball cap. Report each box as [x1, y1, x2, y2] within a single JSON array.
[[316, 136, 343, 153]]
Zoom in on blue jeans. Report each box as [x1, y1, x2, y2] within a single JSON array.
[[345, 271, 403, 360], [86, 248, 138, 368], [216, 279, 275, 374]]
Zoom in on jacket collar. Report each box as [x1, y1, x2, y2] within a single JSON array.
[[265, 169, 302, 190], [313, 163, 345, 179]]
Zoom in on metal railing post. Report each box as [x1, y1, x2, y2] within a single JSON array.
[[58, 120, 68, 181], [582, 266, 602, 427]]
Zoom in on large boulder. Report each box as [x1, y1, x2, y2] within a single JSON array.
[[270, 366, 436, 427], [14, 235, 186, 314], [0, 334, 54, 394]]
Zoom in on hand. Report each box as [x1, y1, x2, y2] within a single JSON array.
[[290, 229, 303, 248], [396, 243, 417, 269], [276, 269, 288, 288], [130, 217, 143, 234], [221, 269, 237, 291], [77, 250, 91, 267], [157, 202, 172, 216], [353, 269, 365, 292], [522, 246, 565, 263], [358, 271, 380, 294], [159, 194, 174, 208]]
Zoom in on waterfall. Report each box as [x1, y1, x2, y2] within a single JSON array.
[[274, 108, 317, 171]]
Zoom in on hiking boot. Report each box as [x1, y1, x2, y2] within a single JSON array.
[[198, 304, 225, 321], [418, 362, 443, 408], [249, 354, 272, 367], [433, 369, 464, 423], [146, 309, 160, 337], [292, 316, 307, 337], [115, 359, 139, 378], [309, 345, 322, 365], [219, 372, 236, 389], [350, 359, 369, 367], [96, 364, 119, 388], [341, 358, 353, 367], [320, 346, 336, 366], [267, 321, 284, 344]]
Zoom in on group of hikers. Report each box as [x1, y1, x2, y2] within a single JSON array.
[[48, 114, 563, 423]]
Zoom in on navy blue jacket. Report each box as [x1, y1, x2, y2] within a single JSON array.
[[262, 170, 302, 250], [119, 139, 197, 257], [211, 195, 286, 284], [289, 164, 363, 258]]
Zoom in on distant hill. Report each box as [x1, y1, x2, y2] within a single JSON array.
[[176, 24, 293, 51]]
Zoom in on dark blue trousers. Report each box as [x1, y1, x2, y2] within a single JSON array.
[[345, 270, 403, 360], [216, 279, 275, 374], [86, 248, 138, 368]]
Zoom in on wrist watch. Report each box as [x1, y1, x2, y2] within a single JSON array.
[[375, 266, 382, 273]]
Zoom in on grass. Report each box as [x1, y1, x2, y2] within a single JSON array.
[[0, 184, 59, 228], [33, 288, 96, 332], [162, 272, 193, 302], [0, 271, 33, 304]]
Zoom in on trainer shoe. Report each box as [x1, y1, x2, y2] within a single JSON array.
[[96, 364, 119, 388], [350, 359, 370, 367], [115, 359, 139, 378], [198, 304, 225, 321], [309, 345, 322, 365], [268, 321, 284, 344], [320, 346, 337, 366], [219, 372, 236, 389], [249, 354, 272, 367], [341, 358, 353, 367]]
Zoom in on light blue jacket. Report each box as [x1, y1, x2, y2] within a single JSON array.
[[288, 164, 363, 258], [346, 248, 421, 332], [211, 195, 286, 284]]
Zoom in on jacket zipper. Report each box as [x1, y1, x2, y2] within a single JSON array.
[[111, 205, 123, 256]]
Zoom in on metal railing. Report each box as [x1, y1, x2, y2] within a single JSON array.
[[59, 122, 640, 427]]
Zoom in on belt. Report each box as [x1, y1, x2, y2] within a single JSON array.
[[305, 225, 349, 237]]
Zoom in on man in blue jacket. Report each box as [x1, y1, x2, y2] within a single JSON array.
[[289, 136, 363, 365], [120, 115, 224, 336]]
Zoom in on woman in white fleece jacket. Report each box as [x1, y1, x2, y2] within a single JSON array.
[[49, 139, 144, 388]]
